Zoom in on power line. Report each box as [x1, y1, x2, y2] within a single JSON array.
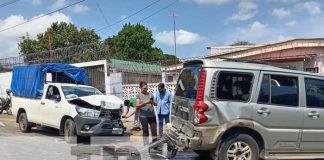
[[96, 0, 161, 32], [0, 0, 86, 33], [137, 0, 178, 23], [0, 0, 20, 8], [95, 0, 116, 34]]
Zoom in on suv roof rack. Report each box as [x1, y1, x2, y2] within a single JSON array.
[[219, 58, 297, 70]]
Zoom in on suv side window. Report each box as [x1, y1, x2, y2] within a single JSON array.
[[305, 78, 324, 108], [216, 72, 253, 102], [258, 74, 299, 106]]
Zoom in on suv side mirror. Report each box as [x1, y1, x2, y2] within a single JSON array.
[[52, 95, 61, 102]]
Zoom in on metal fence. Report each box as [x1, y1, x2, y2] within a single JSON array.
[[122, 82, 176, 100]]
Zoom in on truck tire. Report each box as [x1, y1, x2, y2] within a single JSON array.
[[219, 133, 259, 160], [64, 119, 77, 144], [18, 113, 32, 133]]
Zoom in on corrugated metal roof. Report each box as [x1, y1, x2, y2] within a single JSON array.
[[108, 59, 162, 73]]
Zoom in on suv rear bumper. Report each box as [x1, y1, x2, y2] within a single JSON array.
[[165, 126, 220, 150]]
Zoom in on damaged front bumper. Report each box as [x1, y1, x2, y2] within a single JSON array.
[[74, 115, 125, 136]]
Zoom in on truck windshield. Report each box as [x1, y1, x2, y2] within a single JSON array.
[[175, 65, 202, 99], [61, 86, 103, 99]]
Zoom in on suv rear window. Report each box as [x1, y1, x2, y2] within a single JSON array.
[[216, 72, 253, 102], [175, 66, 201, 99]]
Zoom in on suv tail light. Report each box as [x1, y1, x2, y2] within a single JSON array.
[[194, 69, 208, 124]]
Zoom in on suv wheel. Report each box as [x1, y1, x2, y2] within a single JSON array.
[[18, 113, 32, 133], [193, 150, 210, 158], [64, 119, 77, 144], [219, 134, 259, 160]]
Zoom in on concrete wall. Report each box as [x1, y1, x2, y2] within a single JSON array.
[[304, 55, 324, 74], [0, 72, 12, 98]]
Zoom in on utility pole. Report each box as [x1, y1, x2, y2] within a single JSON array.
[[169, 13, 178, 65], [47, 28, 53, 63]]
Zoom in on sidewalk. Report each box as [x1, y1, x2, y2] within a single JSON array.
[[122, 120, 143, 141]]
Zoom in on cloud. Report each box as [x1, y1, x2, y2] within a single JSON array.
[[155, 29, 204, 46], [250, 21, 266, 31], [230, 10, 258, 21], [230, 1, 258, 21], [0, 12, 71, 58], [267, 0, 298, 3], [272, 8, 292, 19], [31, 0, 42, 6], [224, 17, 324, 46], [181, 0, 234, 5], [51, 0, 90, 13], [296, 1, 322, 15], [51, 0, 66, 10], [285, 20, 297, 27], [69, 4, 90, 13], [238, 1, 258, 10], [225, 21, 281, 44]]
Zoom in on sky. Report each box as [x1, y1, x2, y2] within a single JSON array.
[[0, 0, 324, 59]]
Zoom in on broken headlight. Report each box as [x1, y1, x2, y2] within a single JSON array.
[[76, 106, 101, 118]]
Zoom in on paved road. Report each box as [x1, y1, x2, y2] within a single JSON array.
[[0, 114, 205, 160]]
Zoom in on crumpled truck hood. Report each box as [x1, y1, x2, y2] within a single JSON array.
[[70, 95, 123, 110]]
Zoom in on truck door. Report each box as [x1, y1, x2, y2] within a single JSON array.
[[40, 85, 63, 128]]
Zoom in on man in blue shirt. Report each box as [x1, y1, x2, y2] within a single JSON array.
[[155, 83, 172, 137]]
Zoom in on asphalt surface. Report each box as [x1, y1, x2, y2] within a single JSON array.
[[0, 114, 206, 160]]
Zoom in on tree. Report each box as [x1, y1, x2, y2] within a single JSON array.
[[105, 23, 177, 64], [19, 22, 101, 64], [230, 41, 254, 46]]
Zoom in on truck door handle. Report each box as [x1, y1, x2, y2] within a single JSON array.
[[55, 106, 61, 108], [41, 102, 45, 105], [257, 108, 270, 116], [308, 111, 320, 119]]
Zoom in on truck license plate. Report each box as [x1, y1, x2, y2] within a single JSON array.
[[112, 128, 123, 134]]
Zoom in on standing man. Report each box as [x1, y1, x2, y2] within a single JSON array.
[[155, 83, 172, 137]]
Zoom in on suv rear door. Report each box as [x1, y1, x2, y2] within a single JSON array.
[[300, 77, 324, 151], [172, 64, 201, 137], [254, 73, 303, 151]]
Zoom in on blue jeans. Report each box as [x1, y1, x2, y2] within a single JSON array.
[[158, 114, 170, 136]]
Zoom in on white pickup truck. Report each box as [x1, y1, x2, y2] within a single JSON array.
[[12, 82, 125, 143]]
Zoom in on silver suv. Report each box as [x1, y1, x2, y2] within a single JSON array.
[[165, 59, 324, 160]]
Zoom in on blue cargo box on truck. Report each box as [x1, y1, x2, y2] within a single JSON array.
[[11, 63, 89, 99]]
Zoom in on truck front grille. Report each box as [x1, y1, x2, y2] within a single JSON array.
[[100, 109, 121, 120]]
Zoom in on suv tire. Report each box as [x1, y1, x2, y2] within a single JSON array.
[[193, 150, 210, 158], [18, 113, 32, 133], [64, 119, 77, 144], [219, 133, 259, 160]]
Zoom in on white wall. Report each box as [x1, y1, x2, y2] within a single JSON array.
[[0, 72, 12, 97]]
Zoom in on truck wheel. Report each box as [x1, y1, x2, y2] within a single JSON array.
[[219, 134, 259, 160], [64, 119, 77, 144], [18, 113, 32, 133]]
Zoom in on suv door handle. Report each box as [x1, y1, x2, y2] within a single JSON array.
[[41, 102, 45, 105], [308, 111, 320, 119], [257, 108, 270, 115]]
